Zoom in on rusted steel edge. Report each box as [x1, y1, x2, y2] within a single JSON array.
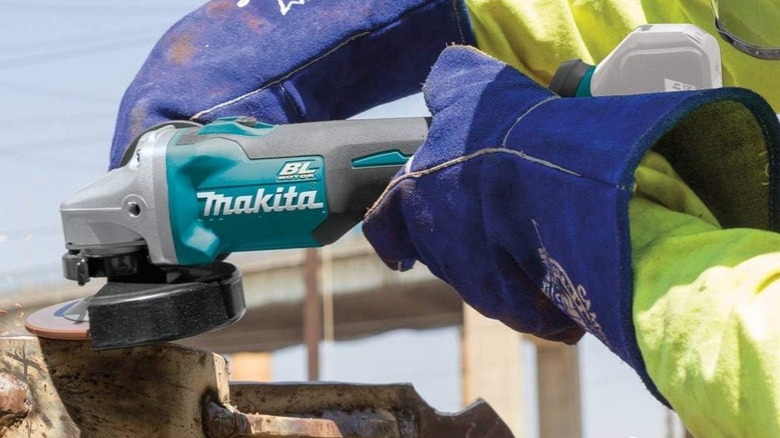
[[227, 383, 515, 438], [204, 401, 344, 438]]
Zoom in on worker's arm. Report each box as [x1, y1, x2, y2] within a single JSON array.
[[110, 0, 474, 168], [459, 3, 780, 429], [363, 45, 780, 416], [631, 154, 780, 436]]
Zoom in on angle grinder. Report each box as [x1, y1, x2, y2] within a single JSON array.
[[25, 117, 428, 349]]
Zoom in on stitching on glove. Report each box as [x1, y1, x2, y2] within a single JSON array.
[[403, 154, 415, 174], [365, 147, 582, 216], [279, 82, 304, 118], [189, 31, 370, 121], [501, 96, 558, 148], [451, 0, 466, 44]]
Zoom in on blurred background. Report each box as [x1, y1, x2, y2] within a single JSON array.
[[0, 1, 686, 436]]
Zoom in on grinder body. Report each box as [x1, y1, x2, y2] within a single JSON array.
[[38, 117, 427, 349], [61, 117, 428, 271]]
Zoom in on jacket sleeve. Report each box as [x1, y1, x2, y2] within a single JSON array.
[[464, 0, 780, 111], [110, 0, 474, 168], [631, 151, 780, 436]]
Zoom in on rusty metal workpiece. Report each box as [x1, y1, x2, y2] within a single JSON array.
[[0, 337, 513, 437], [226, 383, 514, 438], [205, 402, 347, 438]]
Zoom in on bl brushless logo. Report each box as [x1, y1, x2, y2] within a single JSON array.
[[277, 160, 318, 181]]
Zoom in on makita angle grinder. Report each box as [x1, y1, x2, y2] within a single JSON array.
[[25, 117, 428, 349]]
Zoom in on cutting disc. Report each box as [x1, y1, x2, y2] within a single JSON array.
[[25, 299, 91, 341]]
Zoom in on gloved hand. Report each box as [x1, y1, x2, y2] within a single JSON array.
[[109, 0, 474, 168], [362, 45, 780, 403]]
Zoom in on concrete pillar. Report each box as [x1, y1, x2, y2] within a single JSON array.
[[230, 352, 273, 382], [533, 337, 582, 438], [461, 305, 525, 437]]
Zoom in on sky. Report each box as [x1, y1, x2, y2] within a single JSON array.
[[0, 1, 679, 436]]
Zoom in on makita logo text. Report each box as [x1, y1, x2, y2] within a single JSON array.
[[278, 161, 317, 181], [197, 187, 324, 217]]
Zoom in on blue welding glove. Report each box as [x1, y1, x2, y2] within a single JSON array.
[[362, 45, 780, 403], [110, 0, 474, 168]]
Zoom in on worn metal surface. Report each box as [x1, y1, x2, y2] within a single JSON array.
[[0, 336, 230, 437], [229, 383, 515, 438], [0, 337, 513, 437]]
